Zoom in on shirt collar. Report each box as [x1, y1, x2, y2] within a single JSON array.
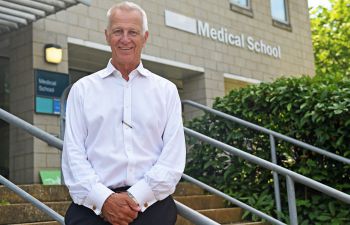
[[99, 59, 151, 79]]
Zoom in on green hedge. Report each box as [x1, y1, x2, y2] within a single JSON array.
[[185, 75, 350, 225]]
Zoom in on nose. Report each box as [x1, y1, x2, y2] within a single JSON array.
[[120, 31, 130, 43]]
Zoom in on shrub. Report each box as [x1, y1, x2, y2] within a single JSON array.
[[185, 75, 350, 224]]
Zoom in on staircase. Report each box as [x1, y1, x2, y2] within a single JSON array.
[[0, 182, 267, 225]]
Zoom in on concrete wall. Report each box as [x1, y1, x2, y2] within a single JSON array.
[[7, 26, 35, 183]]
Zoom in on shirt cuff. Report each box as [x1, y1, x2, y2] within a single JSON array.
[[127, 179, 157, 212], [84, 183, 114, 215]]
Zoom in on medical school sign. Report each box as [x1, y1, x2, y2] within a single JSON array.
[[165, 10, 282, 59], [35, 69, 69, 115]]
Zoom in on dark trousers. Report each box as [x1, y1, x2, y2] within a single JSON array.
[[65, 188, 177, 225]]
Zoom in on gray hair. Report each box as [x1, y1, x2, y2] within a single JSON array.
[[106, 1, 148, 35]]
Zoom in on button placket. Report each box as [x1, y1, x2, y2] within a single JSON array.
[[123, 82, 133, 181]]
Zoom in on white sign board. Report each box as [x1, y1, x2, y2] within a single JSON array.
[[164, 10, 282, 59]]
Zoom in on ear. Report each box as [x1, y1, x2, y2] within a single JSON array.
[[105, 29, 110, 45], [142, 31, 149, 47]]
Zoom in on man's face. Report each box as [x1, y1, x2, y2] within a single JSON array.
[[105, 9, 148, 69]]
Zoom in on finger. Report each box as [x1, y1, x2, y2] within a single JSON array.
[[128, 200, 140, 211], [119, 221, 128, 225], [127, 203, 140, 212], [120, 205, 138, 220], [123, 195, 140, 212]]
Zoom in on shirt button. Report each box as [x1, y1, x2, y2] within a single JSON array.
[[92, 205, 96, 210], [144, 202, 148, 208]]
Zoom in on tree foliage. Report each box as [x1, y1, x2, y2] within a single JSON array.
[[310, 0, 350, 78], [185, 75, 350, 224]]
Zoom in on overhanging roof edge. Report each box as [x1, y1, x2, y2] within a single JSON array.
[[77, 0, 92, 6], [0, 0, 92, 34]]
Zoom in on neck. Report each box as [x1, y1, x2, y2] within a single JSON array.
[[111, 60, 139, 81]]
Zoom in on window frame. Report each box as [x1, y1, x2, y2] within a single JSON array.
[[229, 0, 253, 18], [270, 0, 292, 31]]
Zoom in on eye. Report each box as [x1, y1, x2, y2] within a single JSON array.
[[113, 29, 123, 36], [128, 30, 139, 37]]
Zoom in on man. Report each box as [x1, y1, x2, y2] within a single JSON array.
[[62, 2, 186, 225]]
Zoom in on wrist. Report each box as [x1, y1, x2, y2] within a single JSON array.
[[127, 191, 139, 205]]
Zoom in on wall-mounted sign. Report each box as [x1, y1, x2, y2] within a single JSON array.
[[165, 10, 282, 59], [40, 170, 61, 185], [35, 69, 69, 115]]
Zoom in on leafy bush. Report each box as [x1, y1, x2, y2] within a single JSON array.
[[185, 75, 350, 224]]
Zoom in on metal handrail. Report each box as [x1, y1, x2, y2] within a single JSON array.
[[0, 175, 65, 225], [182, 99, 350, 216], [2, 106, 350, 225], [182, 174, 286, 225], [184, 127, 350, 225], [182, 100, 350, 165], [0, 107, 219, 225]]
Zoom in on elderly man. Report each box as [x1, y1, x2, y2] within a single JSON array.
[[62, 2, 186, 225]]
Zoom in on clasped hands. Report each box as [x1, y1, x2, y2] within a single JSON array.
[[101, 192, 141, 225]]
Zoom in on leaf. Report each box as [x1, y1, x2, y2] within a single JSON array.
[[328, 202, 336, 216]]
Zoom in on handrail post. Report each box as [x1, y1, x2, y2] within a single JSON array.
[[181, 100, 350, 165], [286, 175, 298, 225], [270, 134, 282, 215]]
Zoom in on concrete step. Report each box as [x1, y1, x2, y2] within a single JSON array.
[[0, 202, 69, 225], [6, 207, 243, 225], [174, 182, 205, 196], [10, 220, 268, 225], [176, 207, 243, 225], [225, 222, 268, 225], [174, 195, 225, 210], [9, 222, 59, 225], [0, 182, 265, 225], [0, 182, 204, 204], [0, 195, 226, 224], [0, 185, 70, 204]]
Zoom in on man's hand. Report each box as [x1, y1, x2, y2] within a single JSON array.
[[101, 192, 141, 225]]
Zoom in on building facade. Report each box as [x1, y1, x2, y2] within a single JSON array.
[[0, 0, 315, 183]]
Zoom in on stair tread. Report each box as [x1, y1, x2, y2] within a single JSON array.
[[0, 182, 204, 204], [224, 222, 268, 225], [2, 201, 71, 205], [175, 195, 225, 210], [198, 207, 241, 212], [8, 222, 59, 225]]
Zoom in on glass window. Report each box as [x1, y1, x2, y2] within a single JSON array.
[[230, 0, 250, 8], [271, 0, 288, 23]]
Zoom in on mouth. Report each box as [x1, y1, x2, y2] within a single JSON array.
[[119, 46, 133, 51]]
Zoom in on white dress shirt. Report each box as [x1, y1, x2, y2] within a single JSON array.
[[62, 60, 186, 215]]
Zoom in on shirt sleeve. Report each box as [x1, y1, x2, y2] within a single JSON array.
[[61, 83, 113, 215], [128, 83, 186, 211]]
